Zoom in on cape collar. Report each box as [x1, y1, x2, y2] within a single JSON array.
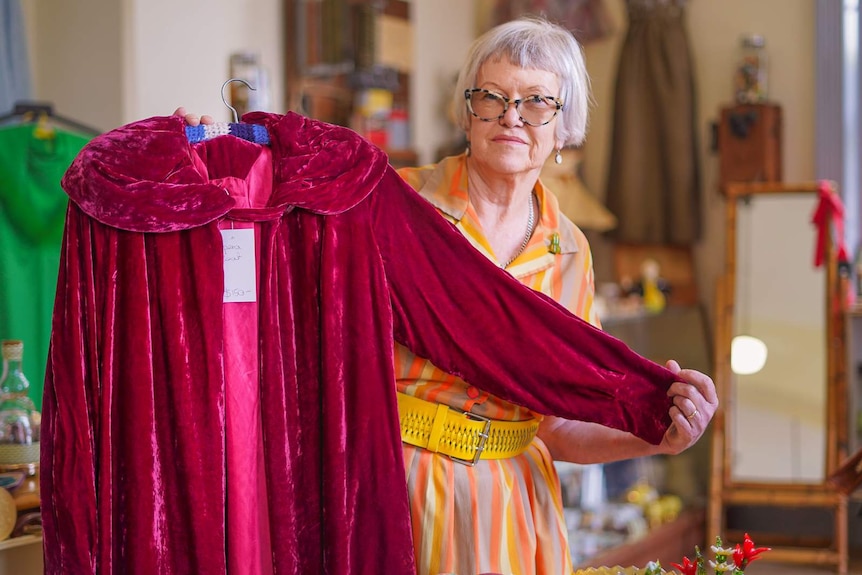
[[62, 112, 389, 233]]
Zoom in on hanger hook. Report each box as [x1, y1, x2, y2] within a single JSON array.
[[221, 78, 257, 123]]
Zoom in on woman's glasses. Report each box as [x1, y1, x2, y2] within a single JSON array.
[[464, 88, 563, 127]]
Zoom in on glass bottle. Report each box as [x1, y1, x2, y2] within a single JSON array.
[[0, 340, 31, 399], [0, 340, 40, 464], [734, 34, 768, 104]]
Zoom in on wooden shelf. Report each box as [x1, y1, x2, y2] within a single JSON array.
[[575, 507, 705, 569], [0, 534, 41, 552], [284, 0, 414, 154]]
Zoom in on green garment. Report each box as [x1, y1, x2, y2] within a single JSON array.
[[0, 123, 90, 411]]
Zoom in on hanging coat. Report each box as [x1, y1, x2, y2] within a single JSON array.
[[605, 0, 700, 244], [0, 124, 90, 410], [42, 111, 677, 575]]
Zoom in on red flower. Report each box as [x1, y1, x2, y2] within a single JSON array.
[[671, 556, 697, 575], [732, 533, 771, 568]]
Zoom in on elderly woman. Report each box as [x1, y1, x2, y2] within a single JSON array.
[[392, 17, 715, 575], [176, 17, 716, 575]]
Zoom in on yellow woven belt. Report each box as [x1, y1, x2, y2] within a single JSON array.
[[397, 392, 540, 466]]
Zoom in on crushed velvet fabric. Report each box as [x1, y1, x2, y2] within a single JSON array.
[[42, 111, 677, 575]]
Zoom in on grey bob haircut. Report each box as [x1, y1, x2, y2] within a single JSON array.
[[452, 16, 592, 147]]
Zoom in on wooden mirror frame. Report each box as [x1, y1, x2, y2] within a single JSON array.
[[707, 182, 849, 573]]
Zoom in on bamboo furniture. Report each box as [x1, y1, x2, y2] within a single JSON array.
[[708, 182, 848, 573]]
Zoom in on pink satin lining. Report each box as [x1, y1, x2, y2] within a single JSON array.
[[204, 145, 274, 575]]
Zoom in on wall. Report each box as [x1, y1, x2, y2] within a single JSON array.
[[19, 0, 820, 435], [404, 0, 816, 320], [19, 0, 817, 197], [19, 0, 821, 485], [126, 0, 285, 123], [577, 0, 822, 514], [22, 0, 125, 131], [20, 0, 467, 162], [410, 0, 477, 165], [21, 0, 284, 132], [581, 0, 816, 318]]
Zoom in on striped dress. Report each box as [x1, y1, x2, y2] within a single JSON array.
[[396, 154, 601, 575]]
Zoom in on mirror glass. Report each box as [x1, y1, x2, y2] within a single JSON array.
[[730, 193, 826, 483]]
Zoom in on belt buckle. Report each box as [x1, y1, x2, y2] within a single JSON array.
[[449, 409, 491, 467]]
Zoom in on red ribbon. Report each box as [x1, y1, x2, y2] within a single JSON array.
[[811, 180, 848, 268]]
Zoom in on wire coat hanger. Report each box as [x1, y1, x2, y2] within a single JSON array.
[[221, 78, 254, 123], [185, 78, 270, 145]]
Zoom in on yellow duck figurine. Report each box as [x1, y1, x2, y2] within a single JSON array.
[[640, 258, 666, 314]]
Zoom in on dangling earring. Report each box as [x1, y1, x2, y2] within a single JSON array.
[[554, 149, 563, 165], [465, 141, 471, 157]]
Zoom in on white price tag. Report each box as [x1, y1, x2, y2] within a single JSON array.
[[221, 228, 256, 303]]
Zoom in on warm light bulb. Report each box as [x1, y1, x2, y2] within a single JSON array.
[[731, 335, 768, 375]]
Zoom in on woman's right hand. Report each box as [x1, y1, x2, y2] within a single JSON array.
[[173, 107, 214, 127]]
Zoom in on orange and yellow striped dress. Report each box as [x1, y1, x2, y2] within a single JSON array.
[[396, 154, 601, 575]]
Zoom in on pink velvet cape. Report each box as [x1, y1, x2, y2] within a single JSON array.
[[41, 111, 676, 575]]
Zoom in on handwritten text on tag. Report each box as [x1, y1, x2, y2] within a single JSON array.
[[221, 228, 256, 303]]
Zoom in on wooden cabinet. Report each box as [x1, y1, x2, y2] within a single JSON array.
[[718, 103, 782, 190]]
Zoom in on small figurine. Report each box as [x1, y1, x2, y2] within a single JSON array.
[[639, 258, 669, 313], [618, 258, 672, 314]]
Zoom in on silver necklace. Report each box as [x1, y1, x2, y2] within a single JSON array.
[[501, 193, 535, 269]]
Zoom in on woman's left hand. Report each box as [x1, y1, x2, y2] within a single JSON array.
[[173, 107, 214, 127], [660, 359, 719, 454]]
